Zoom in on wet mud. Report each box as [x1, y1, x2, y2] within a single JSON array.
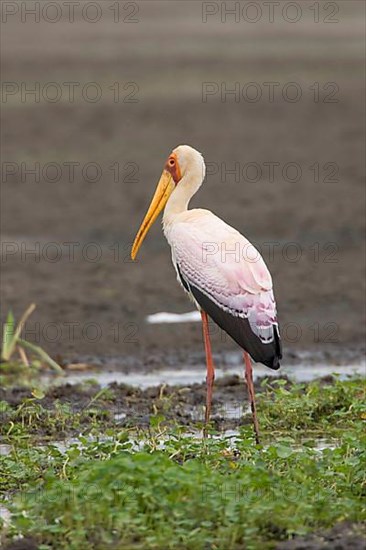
[[1, 2, 365, 362], [0, 371, 351, 440]]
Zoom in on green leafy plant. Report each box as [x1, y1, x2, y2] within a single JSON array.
[[1, 377, 365, 548], [1, 304, 62, 372], [1, 430, 365, 549], [258, 377, 366, 434]]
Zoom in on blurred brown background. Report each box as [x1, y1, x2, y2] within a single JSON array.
[[1, 1, 365, 364]]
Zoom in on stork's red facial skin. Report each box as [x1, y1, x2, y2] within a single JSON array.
[[165, 153, 182, 184]]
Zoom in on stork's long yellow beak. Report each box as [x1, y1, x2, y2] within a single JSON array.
[[131, 170, 175, 260]]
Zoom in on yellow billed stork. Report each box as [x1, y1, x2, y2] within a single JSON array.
[[131, 145, 282, 442]]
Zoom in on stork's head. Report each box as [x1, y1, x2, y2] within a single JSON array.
[[131, 145, 205, 260], [169, 145, 205, 184]]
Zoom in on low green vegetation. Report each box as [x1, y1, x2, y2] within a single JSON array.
[[259, 376, 365, 434], [0, 377, 365, 549], [1, 305, 62, 378], [0, 377, 364, 443], [0, 387, 112, 443]]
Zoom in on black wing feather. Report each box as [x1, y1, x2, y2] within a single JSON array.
[[177, 265, 282, 370]]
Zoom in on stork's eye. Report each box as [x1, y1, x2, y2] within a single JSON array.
[[169, 158, 175, 166]]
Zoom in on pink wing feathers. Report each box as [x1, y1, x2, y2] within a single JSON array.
[[165, 209, 279, 344]]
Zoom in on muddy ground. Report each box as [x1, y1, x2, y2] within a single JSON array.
[[4, 522, 366, 550], [0, 372, 349, 438], [0, 374, 280, 437], [1, 1, 365, 369], [275, 522, 366, 550]]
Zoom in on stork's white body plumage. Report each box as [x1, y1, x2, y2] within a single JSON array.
[[131, 144, 282, 441]]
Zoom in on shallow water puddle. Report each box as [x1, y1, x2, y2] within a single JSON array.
[[308, 438, 338, 451], [42, 362, 365, 389], [0, 505, 11, 527], [0, 444, 11, 456], [2, 433, 338, 459], [189, 402, 251, 422]]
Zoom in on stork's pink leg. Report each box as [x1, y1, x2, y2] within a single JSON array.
[[244, 351, 260, 444], [201, 311, 215, 433]]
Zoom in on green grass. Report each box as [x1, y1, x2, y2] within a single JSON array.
[[1, 377, 365, 549], [259, 376, 366, 434], [1, 305, 62, 380], [2, 431, 365, 549], [0, 394, 112, 443]]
